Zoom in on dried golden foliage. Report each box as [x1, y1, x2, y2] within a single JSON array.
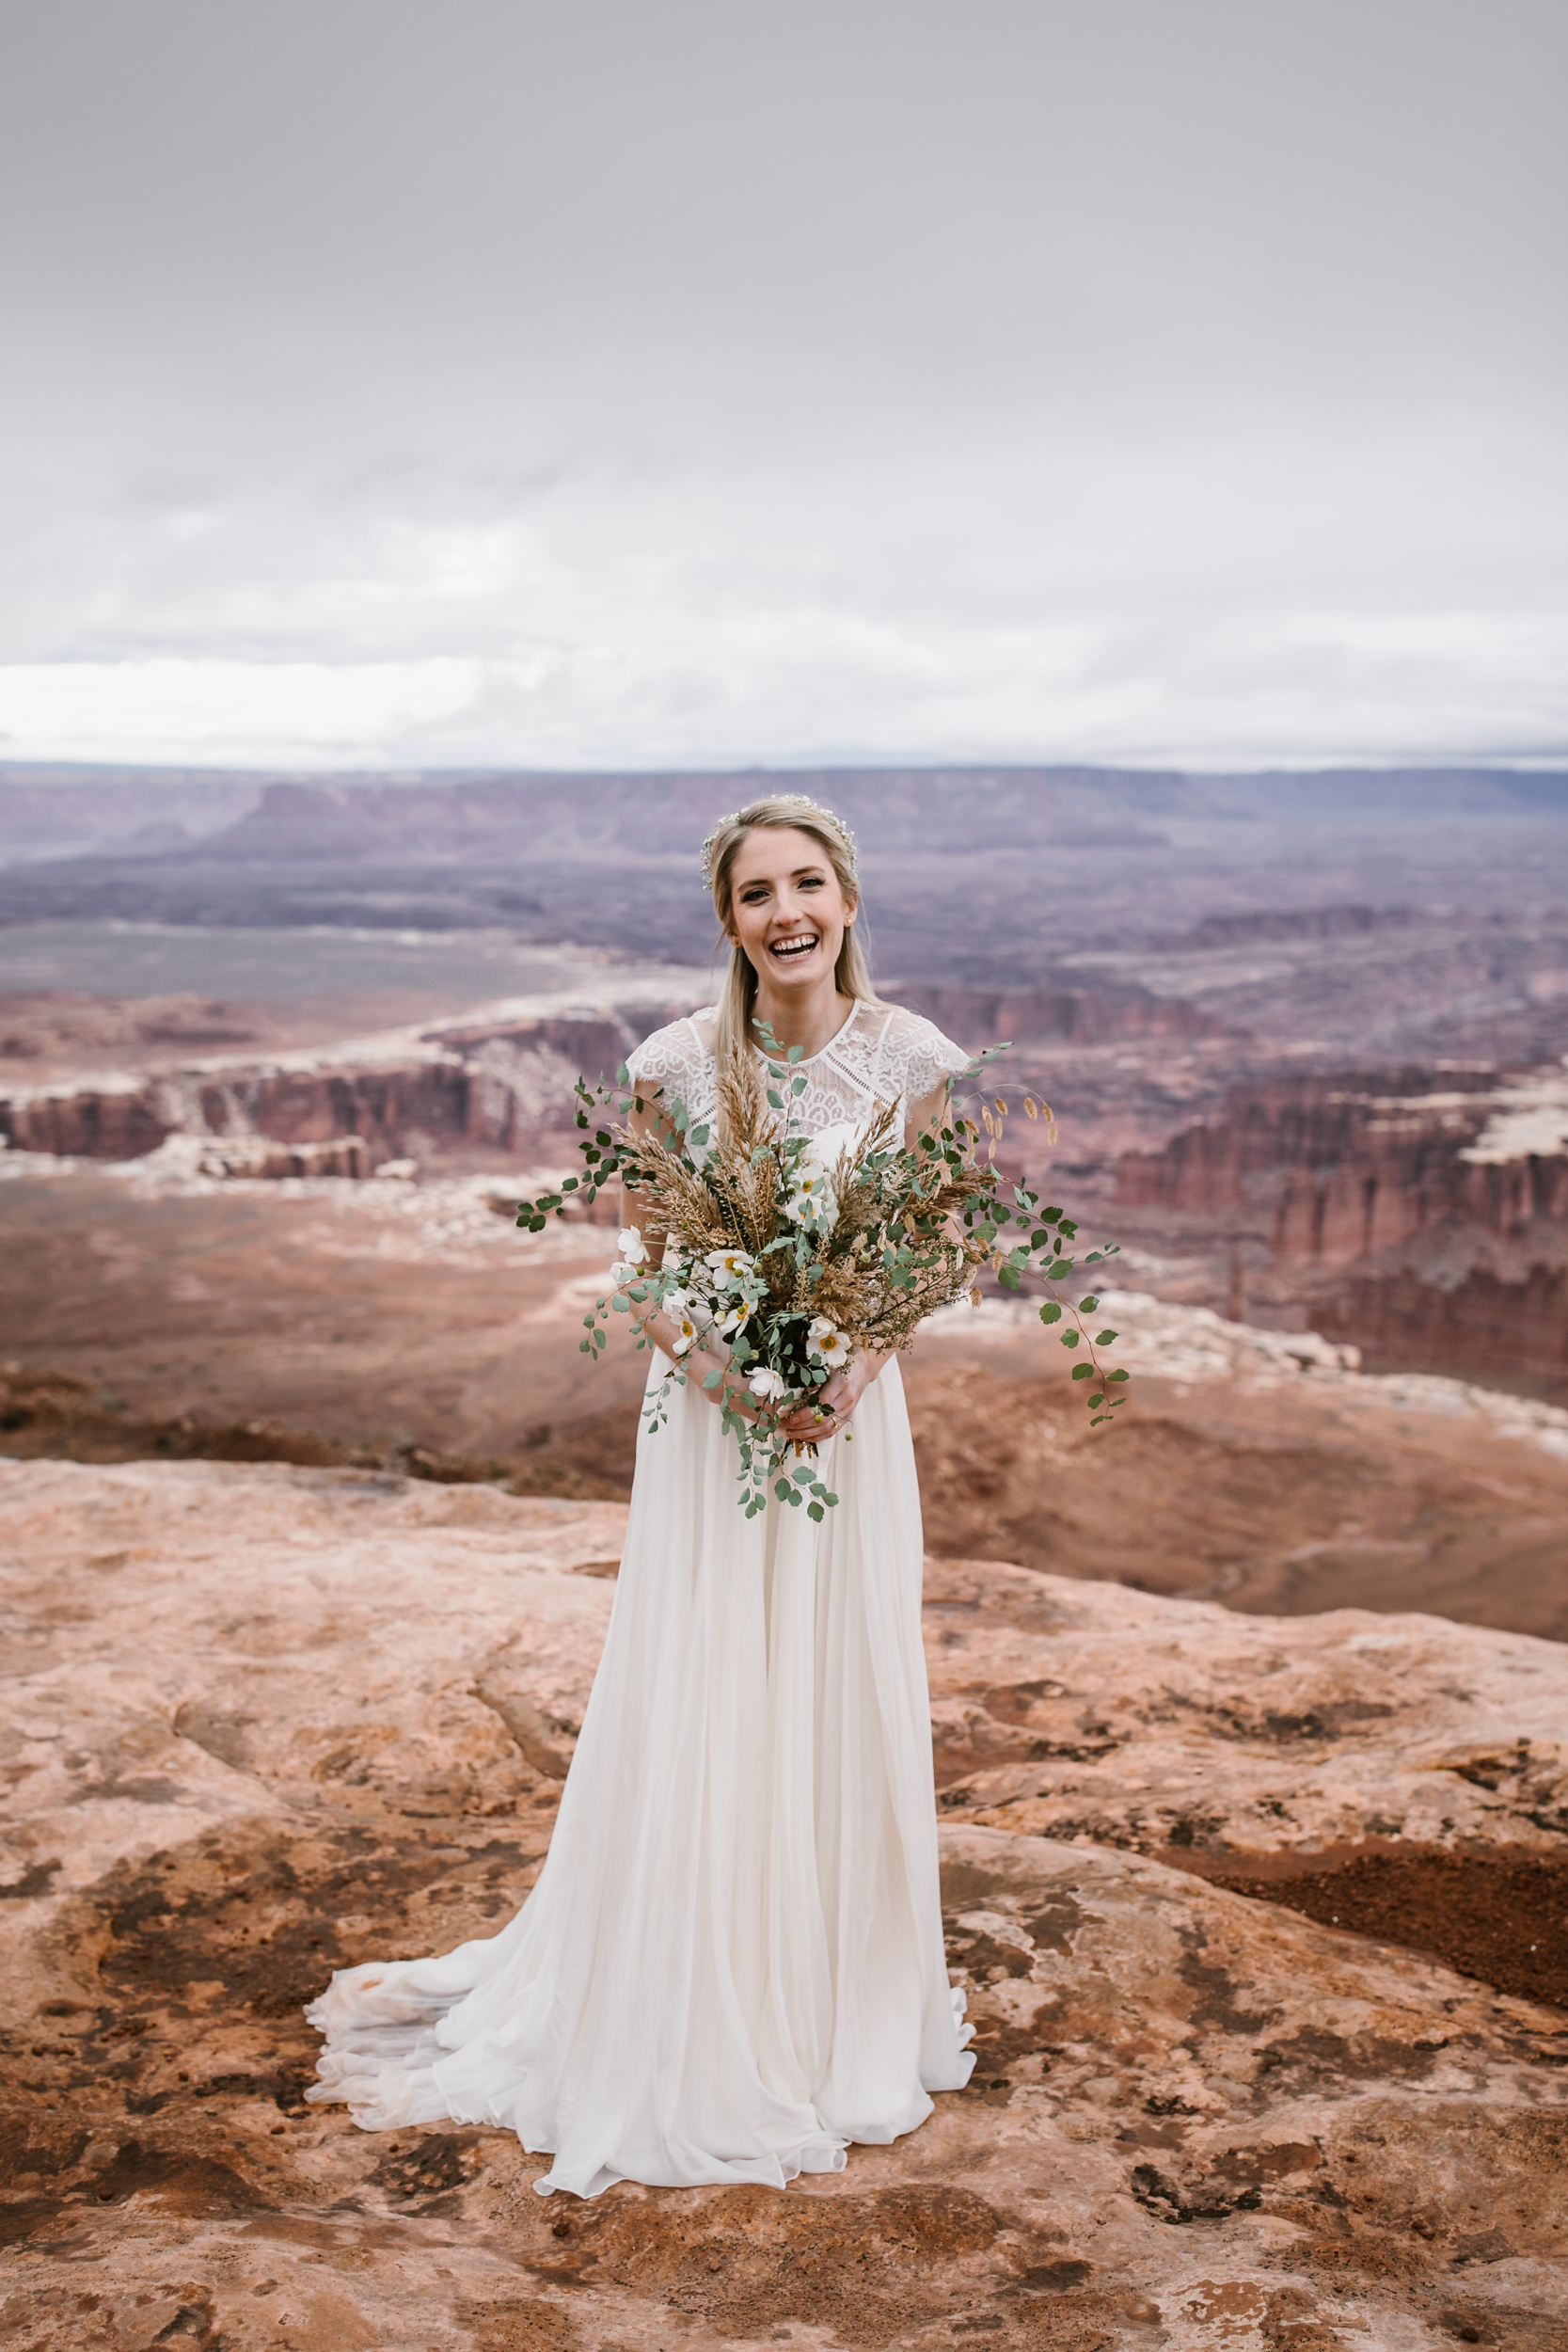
[[520, 1046, 1128, 1465], [615, 1063, 1000, 1360]]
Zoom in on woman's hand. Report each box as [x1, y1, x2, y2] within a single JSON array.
[[779, 1348, 887, 1444]]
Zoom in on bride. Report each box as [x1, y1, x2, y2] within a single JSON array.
[[307, 794, 978, 2197]]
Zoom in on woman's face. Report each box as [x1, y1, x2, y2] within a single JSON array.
[[726, 826, 857, 994]]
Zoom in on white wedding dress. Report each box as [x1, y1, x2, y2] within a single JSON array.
[[307, 1000, 976, 2197]]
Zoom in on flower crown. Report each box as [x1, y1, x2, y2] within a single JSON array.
[[700, 796, 859, 892]]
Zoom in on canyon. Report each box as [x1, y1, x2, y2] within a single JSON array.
[[1113, 1065, 1568, 1397], [4, 771, 1568, 2347], [0, 998, 689, 1171], [9, 914, 1568, 1408], [5, 770, 1566, 966], [7, 771, 1568, 1625]]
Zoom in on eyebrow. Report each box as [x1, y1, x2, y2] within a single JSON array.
[[738, 864, 829, 882]]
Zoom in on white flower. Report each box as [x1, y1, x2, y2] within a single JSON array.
[[747, 1365, 788, 1404], [704, 1246, 754, 1284], [784, 1156, 836, 1226], [664, 1289, 702, 1356], [807, 1316, 852, 1370], [617, 1228, 648, 1264], [714, 1302, 751, 1337]]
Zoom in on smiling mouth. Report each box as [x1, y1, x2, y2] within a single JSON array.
[[769, 934, 819, 962]]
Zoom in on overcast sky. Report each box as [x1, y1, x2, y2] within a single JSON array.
[[1, 0, 1564, 771]]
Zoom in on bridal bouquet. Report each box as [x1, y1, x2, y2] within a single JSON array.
[[515, 1029, 1129, 1518]]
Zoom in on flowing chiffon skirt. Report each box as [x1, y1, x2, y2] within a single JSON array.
[[306, 1353, 974, 2198]]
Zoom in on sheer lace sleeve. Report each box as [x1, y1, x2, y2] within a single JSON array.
[[870, 1005, 972, 1108], [625, 1010, 719, 1126]]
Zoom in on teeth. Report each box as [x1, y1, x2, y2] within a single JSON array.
[[772, 937, 816, 957]]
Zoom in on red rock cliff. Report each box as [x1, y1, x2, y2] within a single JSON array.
[[0, 1003, 692, 1167]]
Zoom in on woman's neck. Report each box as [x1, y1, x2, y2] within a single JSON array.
[[749, 977, 855, 1063]]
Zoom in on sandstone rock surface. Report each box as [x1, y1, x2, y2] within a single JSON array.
[[2, 1458, 1565, 2351], [924, 1552, 1568, 1869]]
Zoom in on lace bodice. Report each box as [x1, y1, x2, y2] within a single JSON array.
[[626, 999, 970, 1140]]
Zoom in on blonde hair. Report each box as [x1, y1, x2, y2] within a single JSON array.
[[706, 795, 879, 1080]]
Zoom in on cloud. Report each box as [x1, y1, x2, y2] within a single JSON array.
[[6, 607, 1563, 772], [0, 0, 1563, 767]]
